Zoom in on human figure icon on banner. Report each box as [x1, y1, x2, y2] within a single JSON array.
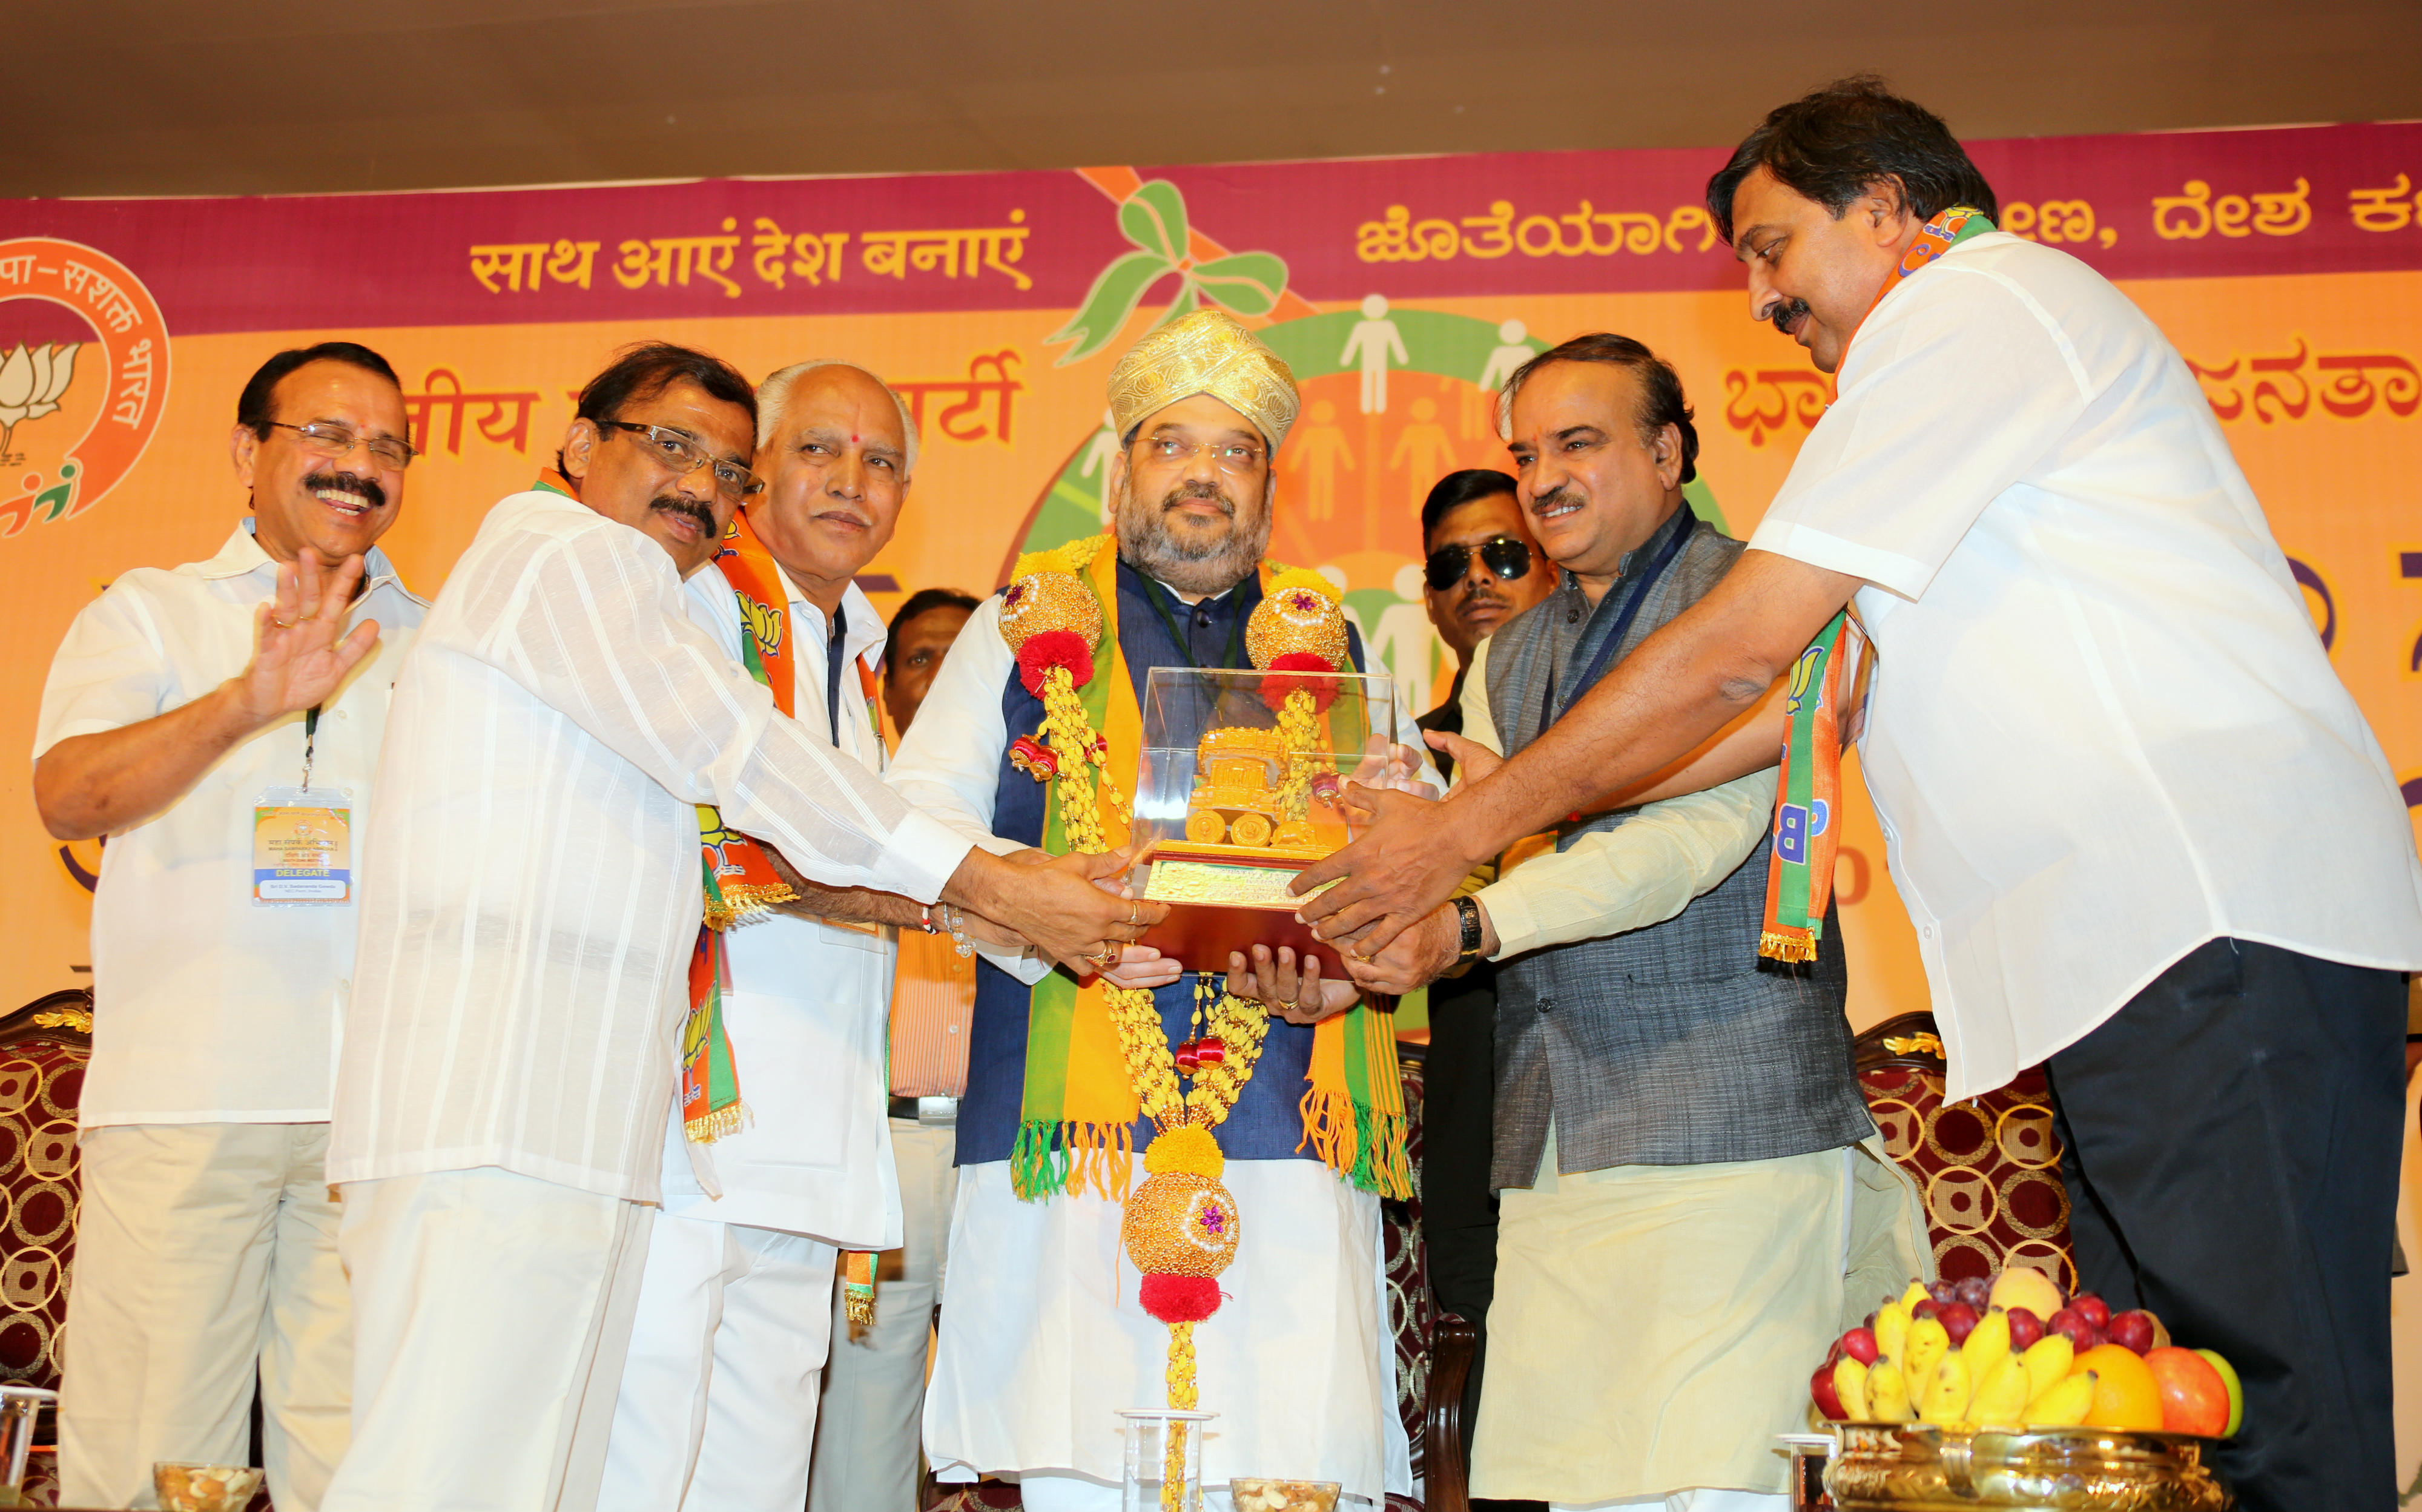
[[1473, 319, 1536, 438], [1285, 398, 1355, 522], [1078, 407, 1120, 524], [1388, 398, 1457, 515], [1341, 293, 1408, 415], [1477, 319, 1535, 393], [1370, 562, 1440, 718]]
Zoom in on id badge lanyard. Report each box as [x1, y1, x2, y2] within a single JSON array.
[[253, 704, 352, 905]]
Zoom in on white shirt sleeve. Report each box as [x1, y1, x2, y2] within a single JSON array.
[[886, 595, 1050, 983], [1750, 260, 2099, 601], [1451, 637, 1502, 777], [466, 511, 970, 903], [33, 584, 172, 759], [1477, 768, 1778, 960], [886, 595, 1027, 857]]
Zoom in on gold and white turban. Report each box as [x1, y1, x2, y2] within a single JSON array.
[[1107, 309, 1300, 451]]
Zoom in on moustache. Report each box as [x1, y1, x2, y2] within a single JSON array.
[[650, 495, 718, 535], [1159, 480, 1237, 520], [1459, 584, 1511, 612], [1771, 296, 1812, 336], [1529, 483, 1581, 516], [303, 469, 386, 510]]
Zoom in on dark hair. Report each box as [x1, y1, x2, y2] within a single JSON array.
[[557, 341, 757, 472], [883, 587, 980, 681], [1706, 76, 1998, 245], [1419, 469, 1519, 546], [236, 342, 401, 438], [1499, 334, 1698, 485]]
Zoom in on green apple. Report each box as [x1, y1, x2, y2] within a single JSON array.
[[2194, 1348, 2243, 1436]]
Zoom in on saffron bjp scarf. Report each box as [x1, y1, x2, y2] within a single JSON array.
[[1758, 206, 1991, 961], [1006, 534, 1409, 1202]]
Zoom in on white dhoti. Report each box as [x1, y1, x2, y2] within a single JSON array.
[[323, 1168, 654, 1512], [1471, 1132, 1927, 1506], [599, 1213, 837, 1512], [59, 1122, 351, 1512], [923, 1158, 1410, 1508]]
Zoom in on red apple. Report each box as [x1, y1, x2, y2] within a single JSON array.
[[1937, 1302, 1980, 1345], [2108, 1310, 2157, 1356], [2145, 1347, 2229, 1436], [1841, 1327, 1879, 1365], [1910, 1298, 1942, 1322], [1823, 1335, 1844, 1368], [1811, 1363, 1846, 1420], [2071, 1293, 2111, 1330], [2005, 1307, 2044, 1351]]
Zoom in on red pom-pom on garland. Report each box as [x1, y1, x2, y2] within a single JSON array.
[[1138, 1272, 1224, 1324], [1016, 630, 1095, 696], [1259, 650, 1341, 712]]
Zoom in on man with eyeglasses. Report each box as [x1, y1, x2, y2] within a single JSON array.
[[323, 343, 1152, 1512], [34, 342, 427, 1511], [888, 311, 1429, 1510], [600, 358, 956, 1512], [1339, 335, 1922, 1511]]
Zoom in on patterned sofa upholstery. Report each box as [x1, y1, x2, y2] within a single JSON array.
[[1382, 1045, 1429, 1507], [0, 987, 94, 1508], [1854, 1011, 2076, 1293]]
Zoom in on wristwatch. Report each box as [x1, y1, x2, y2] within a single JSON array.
[[1451, 896, 1486, 964]]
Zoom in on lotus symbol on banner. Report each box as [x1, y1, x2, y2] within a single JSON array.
[[0, 343, 79, 458]]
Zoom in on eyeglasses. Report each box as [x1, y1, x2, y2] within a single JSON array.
[[1424, 535, 1534, 592], [263, 420, 418, 471], [602, 420, 762, 498], [1141, 435, 1267, 475]]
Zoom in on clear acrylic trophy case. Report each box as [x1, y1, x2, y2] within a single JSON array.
[[1127, 667, 1399, 979]]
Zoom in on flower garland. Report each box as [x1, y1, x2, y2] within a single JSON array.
[[998, 537, 1281, 1506]]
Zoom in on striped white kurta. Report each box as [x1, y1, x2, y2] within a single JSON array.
[[330, 490, 972, 1202]]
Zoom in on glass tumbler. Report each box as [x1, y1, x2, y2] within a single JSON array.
[[1118, 1408, 1216, 1512]]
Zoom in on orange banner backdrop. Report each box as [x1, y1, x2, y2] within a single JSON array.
[[2, 125, 2418, 1045]]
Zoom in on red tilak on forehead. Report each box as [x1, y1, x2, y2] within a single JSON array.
[[850, 433, 860, 444]]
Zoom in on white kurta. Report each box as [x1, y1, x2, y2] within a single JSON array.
[[655, 571, 902, 1249], [334, 489, 971, 1202], [887, 580, 1425, 1507], [33, 521, 426, 1125], [1746, 231, 2422, 1100]]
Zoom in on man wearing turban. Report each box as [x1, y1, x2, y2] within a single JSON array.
[[887, 311, 1428, 1508]]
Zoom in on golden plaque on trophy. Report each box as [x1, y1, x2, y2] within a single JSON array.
[[1129, 665, 1401, 978]]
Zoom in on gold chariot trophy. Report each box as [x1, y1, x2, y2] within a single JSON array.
[[1128, 577, 1402, 977]]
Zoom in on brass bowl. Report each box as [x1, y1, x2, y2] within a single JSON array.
[[1824, 1423, 2231, 1511]]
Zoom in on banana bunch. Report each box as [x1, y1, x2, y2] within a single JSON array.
[[1824, 1287, 2099, 1430]]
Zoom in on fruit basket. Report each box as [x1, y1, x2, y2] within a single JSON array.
[[1824, 1422, 2230, 1511], [1806, 1267, 2240, 1508]]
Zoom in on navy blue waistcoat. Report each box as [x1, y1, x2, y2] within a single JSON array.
[[955, 558, 1368, 1168]]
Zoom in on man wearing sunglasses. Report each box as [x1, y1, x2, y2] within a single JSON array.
[[323, 343, 1150, 1512], [1408, 468, 1554, 1501], [1415, 469, 1555, 783], [35, 342, 426, 1511]]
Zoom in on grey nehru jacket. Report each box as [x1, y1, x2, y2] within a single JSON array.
[[1483, 506, 1873, 1192]]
